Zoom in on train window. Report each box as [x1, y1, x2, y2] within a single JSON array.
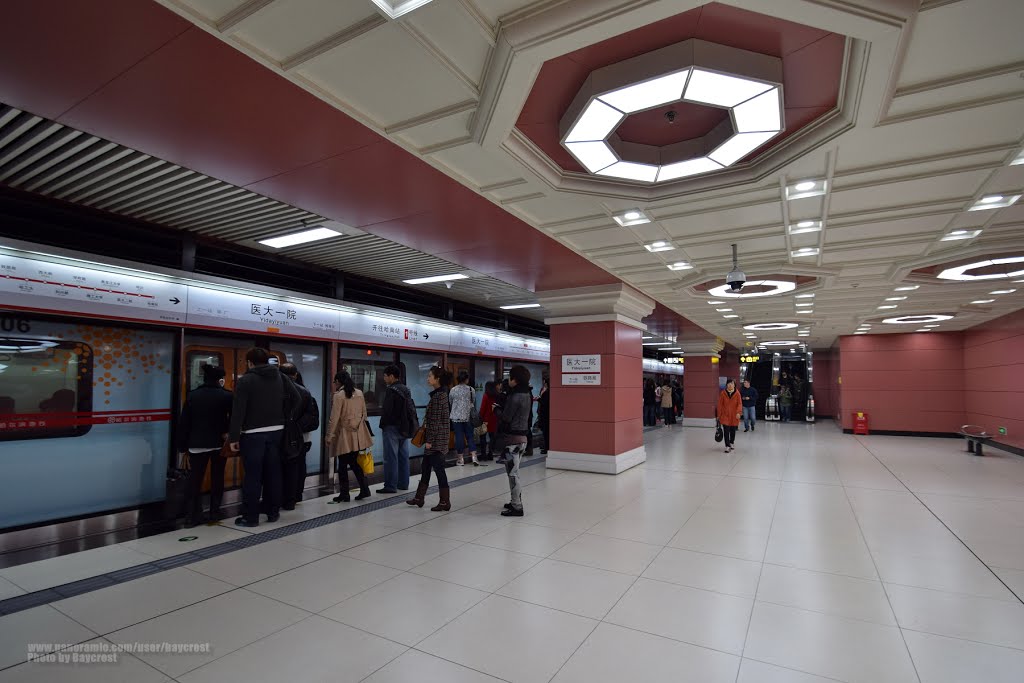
[[186, 351, 224, 391], [0, 338, 93, 441]]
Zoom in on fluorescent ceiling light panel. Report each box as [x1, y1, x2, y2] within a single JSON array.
[[499, 304, 541, 310], [259, 227, 342, 249], [657, 157, 723, 182], [795, 302, 814, 307], [642, 336, 653, 339], [644, 241, 675, 253], [788, 220, 822, 235], [760, 340, 800, 347], [661, 347, 681, 350], [916, 329, 932, 332], [566, 141, 617, 173], [403, 274, 469, 285], [732, 88, 782, 133], [785, 179, 827, 200], [597, 161, 659, 183], [667, 262, 693, 271], [1011, 148, 1024, 166], [791, 247, 820, 257], [885, 297, 907, 301], [941, 229, 982, 241], [684, 69, 773, 107], [369, 0, 434, 19], [968, 194, 1021, 211], [895, 285, 920, 291], [877, 305, 898, 309], [723, 314, 740, 318], [796, 310, 812, 314], [716, 308, 734, 312], [795, 293, 815, 299], [565, 100, 624, 143], [882, 314, 954, 324], [643, 342, 674, 346], [612, 208, 651, 227], [990, 289, 1016, 294], [708, 131, 776, 166], [708, 300, 726, 305], [598, 70, 690, 113], [923, 324, 940, 328], [970, 299, 995, 304]]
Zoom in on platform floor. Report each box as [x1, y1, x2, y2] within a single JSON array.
[[1, 422, 1023, 682]]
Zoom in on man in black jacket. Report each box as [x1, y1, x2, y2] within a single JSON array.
[[279, 363, 319, 511], [378, 365, 417, 493], [741, 379, 759, 432], [228, 348, 301, 527], [177, 364, 232, 527]]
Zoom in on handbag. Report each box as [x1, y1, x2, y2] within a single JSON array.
[[281, 376, 304, 460], [411, 425, 426, 447], [714, 421, 724, 443], [356, 450, 374, 475]]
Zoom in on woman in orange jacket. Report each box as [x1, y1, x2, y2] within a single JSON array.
[[716, 378, 743, 453]]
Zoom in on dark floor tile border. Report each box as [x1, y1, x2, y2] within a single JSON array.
[[0, 458, 545, 617]]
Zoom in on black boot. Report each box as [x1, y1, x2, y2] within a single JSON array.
[[407, 478, 429, 507], [431, 487, 451, 512], [355, 486, 371, 501], [333, 470, 349, 502]]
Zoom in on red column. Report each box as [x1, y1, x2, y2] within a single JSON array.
[[683, 355, 720, 426]]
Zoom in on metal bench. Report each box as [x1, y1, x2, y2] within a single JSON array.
[[959, 425, 993, 456]]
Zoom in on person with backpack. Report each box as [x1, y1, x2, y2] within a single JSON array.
[[176, 364, 232, 527], [378, 364, 418, 493], [326, 370, 373, 502], [279, 363, 319, 510]]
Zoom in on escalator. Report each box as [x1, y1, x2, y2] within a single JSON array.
[[748, 359, 774, 420]]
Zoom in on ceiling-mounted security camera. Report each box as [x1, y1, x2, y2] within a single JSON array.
[[445, 281, 454, 289], [726, 243, 746, 292]]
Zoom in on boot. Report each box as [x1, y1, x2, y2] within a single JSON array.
[[406, 479, 429, 507], [431, 487, 451, 512], [333, 471, 349, 502], [355, 486, 371, 501]]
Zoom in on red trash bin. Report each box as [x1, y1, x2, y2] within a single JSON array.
[[852, 412, 869, 435]]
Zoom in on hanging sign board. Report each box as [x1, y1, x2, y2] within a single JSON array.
[[562, 372, 601, 386], [185, 286, 340, 338]]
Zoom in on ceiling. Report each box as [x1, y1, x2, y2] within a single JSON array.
[[2, 0, 1023, 354]]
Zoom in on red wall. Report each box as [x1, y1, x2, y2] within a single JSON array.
[[963, 308, 1024, 444], [683, 356, 719, 419], [812, 349, 839, 418], [839, 333, 965, 433]]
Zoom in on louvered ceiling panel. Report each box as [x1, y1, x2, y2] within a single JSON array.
[[0, 103, 543, 319]]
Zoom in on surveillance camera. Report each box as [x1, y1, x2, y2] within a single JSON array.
[[726, 268, 746, 291], [444, 281, 454, 290]]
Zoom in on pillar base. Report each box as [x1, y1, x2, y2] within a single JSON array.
[[545, 445, 646, 474], [685, 417, 717, 428]]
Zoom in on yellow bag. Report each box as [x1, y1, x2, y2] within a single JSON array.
[[356, 451, 374, 475]]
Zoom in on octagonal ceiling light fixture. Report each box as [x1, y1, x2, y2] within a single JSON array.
[[707, 279, 797, 298], [559, 40, 784, 184], [760, 340, 801, 347], [937, 256, 1024, 281], [882, 314, 954, 324], [744, 322, 799, 330]]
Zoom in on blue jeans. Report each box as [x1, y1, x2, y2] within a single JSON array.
[[382, 426, 410, 490], [742, 406, 756, 430], [240, 431, 282, 524], [643, 404, 657, 426], [781, 405, 792, 422], [452, 421, 476, 453]]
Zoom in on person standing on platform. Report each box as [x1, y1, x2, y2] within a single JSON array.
[[717, 378, 743, 453], [779, 385, 793, 423], [228, 348, 301, 527], [740, 379, 759, 433], [279, 363, 319, 510], [406, 366, 453, 511], [378, 365, 417, 493], [177, 364, 232, 527], [449, 371, 479, 466], [479, 381, 500, 459], [496, 365, 532, 517], [326, 370, 373, 502], [661, 379, 674, 428], [643, 379, 657, 427]]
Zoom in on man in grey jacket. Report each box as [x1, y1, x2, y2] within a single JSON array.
[[228, 348, 301, 527], [497, 365, 532, 517]]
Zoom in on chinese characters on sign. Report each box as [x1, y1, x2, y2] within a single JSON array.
[[561, 355, 601, 373], [562, 373, 601, 386]]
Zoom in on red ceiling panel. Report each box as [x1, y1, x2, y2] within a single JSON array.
[[617, 103, 728, 146], [782, 33, 846, 108], [0, 0, 190, 120]]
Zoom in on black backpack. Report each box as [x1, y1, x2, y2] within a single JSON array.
[[297, 391, 319, 433]]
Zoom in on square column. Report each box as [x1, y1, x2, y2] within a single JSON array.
[[682, 354, 720, 427], [538, 284, 654, 474]]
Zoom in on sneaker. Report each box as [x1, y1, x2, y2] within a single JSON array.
[[501, 508, 524, 517], [743, 429, 749, 433], [456, 458, 465, 466], [234, 517, 258, 528], [377, 487, 397, 494]]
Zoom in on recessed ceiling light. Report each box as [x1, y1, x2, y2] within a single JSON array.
[[885, 297, 907, 301], [855, 331, 868, 334], [788, 220, 823, 235], [923, 324, 940, 328], [938, 256, 1024, 281], [915, 329, 932, 332], [499, 304, 541, 310], [786, 179, 826, 200], [744, 322, 799, 330], [990, 289, 1016, 294], [369, 0, 435, 19], [1012, 148, 1024, 166], [968, 194, 1021, 211], [795, 181, 816, 191], [791, 247, 820, 257], [644, 241, 675, 253], [941, 229, 982, 241], [878, 305, 898, 309], [795, 293, 815, 299], [796, 310, 812, 314], [612, 209, 651, 226], [258, 226, 342, 249], [882, 314, 954, 324], [795, 303, 814, 307], [723, 314, 740, 318], [760, 340, 801, 347], [708, 300, 726, 305], [707, 280, 797, 298], [667, 262, 693, 271], [598, 70, 690, 113], [894, 286, 919, 291], [642, 342, 674, 346], [661, 347, 681, 351], [970, 299, 995, 304], [403, 273, 469, 285], [716, 308, 734, 312], [642, 336, 653, 340]]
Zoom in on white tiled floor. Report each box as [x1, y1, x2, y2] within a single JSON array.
[[2, 424, 1024, 682]]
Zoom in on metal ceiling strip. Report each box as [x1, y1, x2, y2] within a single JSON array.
[[130, 183, 246, 222], [146, 187, 259, 224], [32, 146, 134, 196], [6, 134, 99, 189], [107, 173, 211, 213], [85, 164, 185, 207], [51, 151, 153, 201], [0, 127, 83, 183], [0, 112, 43, 153], [0, 120, 64, 167], [183, 203, 310, 235]]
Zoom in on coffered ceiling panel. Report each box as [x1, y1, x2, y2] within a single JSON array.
[[233, 0, 379, 63]]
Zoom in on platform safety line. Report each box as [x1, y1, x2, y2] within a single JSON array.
[[0, 457, 547, 617]]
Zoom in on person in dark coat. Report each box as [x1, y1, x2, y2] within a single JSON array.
[[537, 374, 550, 455], [279, 363, 319, 510], [177, 364, 232, 527]]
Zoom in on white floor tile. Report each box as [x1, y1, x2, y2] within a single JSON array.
[[902, 629, 1024, 683], [550, 533, 662, 576], [122, 525, 248, 559], [52, 567, 234, 635], [418, 595, 597, 683], [282, 521, 397, 553], [0, 545, 155, 593], [472, 522, 580, 557], [0, 578, 24, 601], [552, 622, 739, 683], [0, 638, 171, 682], [411, 543, 540, 592], [0, 606, 96, 671], [246, 555, 402, 612], [992, 566, 1024, 600], [341, 531, 464, 571], [107, 589, 307, 677], [643, 547, 762, 598], [604, 578, 753, 655], [756, 564, 896, 626], [177, 615, 405, 683], [736, 658, 841, 683], [764, 531, 878, 580], [669, 524, 770, 562], [407, 511, 511, 542], [743, 601, 919, 683], [186, 539, 329, 586], [321, 572, 486, 646], [871, 548, 1016, 601], [885, 583, 1024, 650], [498, 558, 636, 620], [362, 649, 503, 683]]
